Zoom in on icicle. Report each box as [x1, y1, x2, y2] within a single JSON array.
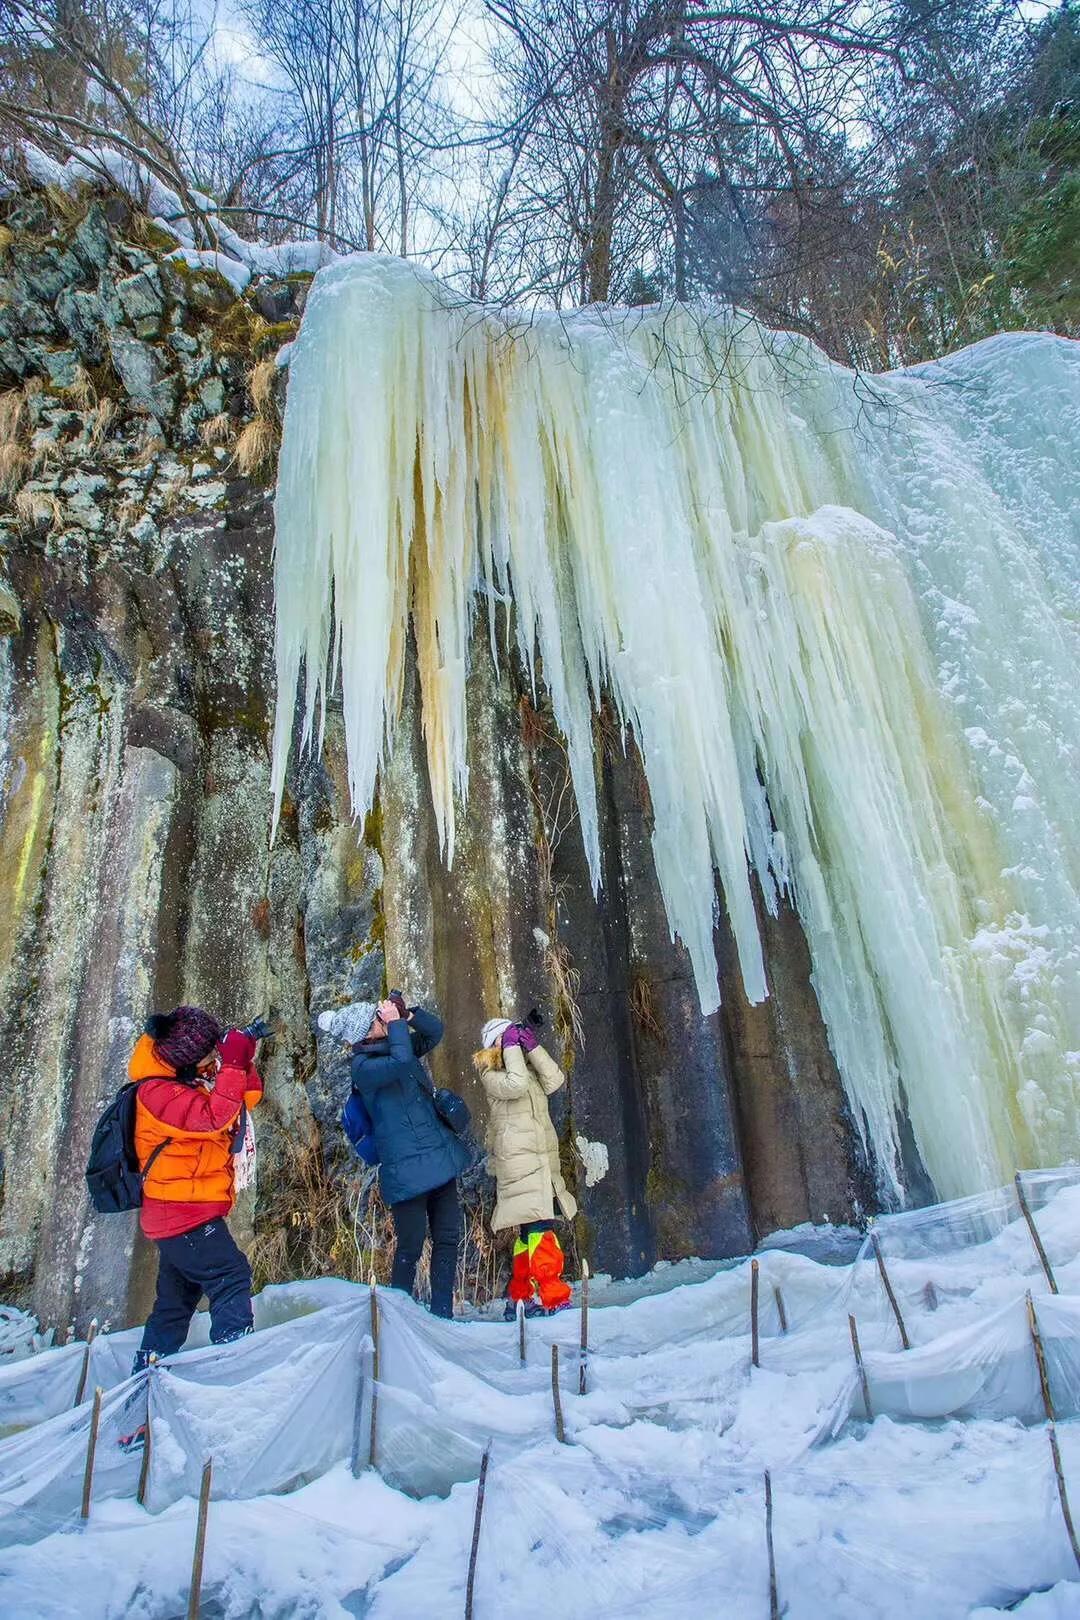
[[272, 259, 1080, 1203]]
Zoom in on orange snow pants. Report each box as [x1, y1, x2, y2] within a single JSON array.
[[508, 1222, 572, 1309]]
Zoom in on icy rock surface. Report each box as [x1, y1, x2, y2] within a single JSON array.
[[272, 258, 1079, 1202]]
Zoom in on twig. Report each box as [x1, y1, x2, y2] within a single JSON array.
[[551, 1344, 566, 1444], [751, 1259, 760, 1368], [849, 1314, 872, 1420], [773, 1285, 788, 1334], [73, 1318, 99, 1408], [80, 1387, 103, 1520], [517, 1299, 526, 1368], [187, 1458, 213, 1620], [764, 1469, 780, 1620], [1027, 1294, 1080, 1574], [1016, 1173, 1059, 1294], [464, 1444, 491, 1620], [579, 1260, 590, 1396], [870, 1230, 910, 1349]]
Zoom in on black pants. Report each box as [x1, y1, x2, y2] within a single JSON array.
[[138, 1217, 253, 1363], [390, 1179, 462, 1318]]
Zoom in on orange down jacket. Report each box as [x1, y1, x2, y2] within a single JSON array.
[[128, 1034, 262, 1216]]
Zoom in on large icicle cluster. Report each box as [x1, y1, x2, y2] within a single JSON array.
[[272, 257, 1080, 1203]]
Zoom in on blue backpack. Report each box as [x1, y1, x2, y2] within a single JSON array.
[[341, 1092, 379, 1165]]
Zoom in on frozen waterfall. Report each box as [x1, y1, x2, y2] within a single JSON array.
[[271, 255, 1080, 1204]]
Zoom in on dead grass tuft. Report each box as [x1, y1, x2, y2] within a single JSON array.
[[629, 971, 666, 1047], [63, 364, 97, 413], [249, 357, 278, 416], [234, 415, 278, 478], [14, 487, 63, 531], [0, 389, 27, 446], [0, 441, 30, 495], [199, 410, 234, 448], [86, 396, 118, 453]]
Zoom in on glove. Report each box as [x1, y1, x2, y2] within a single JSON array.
[[219, 1029, 258, 1068], [502, 1024, 538, 1052]]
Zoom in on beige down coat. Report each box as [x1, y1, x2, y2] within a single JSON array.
[[474, 1041, 578, 1232]]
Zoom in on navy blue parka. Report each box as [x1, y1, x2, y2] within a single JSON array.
[[350, 1007, 470, 1205]]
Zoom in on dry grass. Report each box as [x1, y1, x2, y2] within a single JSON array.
[[249, 1132, 370, 1291], [249, 1122, 508, 1309], [86, 396, 118, 453], [250, 357, 278, 416], [14, 488, 63, 531], [200, 410, 235, 448], [64, 364, 97, 413], [115, 498, 142, 538], [133, 431, 165, 468], [0, 224, 13, 256], [234, 415, 279, 478], [545, 936, 585, 1053], [0, 389, 27, 446], [630, 971, 666, 1047], [0, 442, 30, 495]]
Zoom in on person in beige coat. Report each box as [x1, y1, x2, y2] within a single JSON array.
[[473, 1017, 578, 1317]]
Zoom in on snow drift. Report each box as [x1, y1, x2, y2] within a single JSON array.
[[270, 257, 1080, 1202], [4, 1171, 1080, 1616]]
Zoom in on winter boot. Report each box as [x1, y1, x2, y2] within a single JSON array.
[[529, 1229, 572, 1311]]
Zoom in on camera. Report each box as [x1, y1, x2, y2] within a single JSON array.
[[239, 1017, 273, 1042], [524, 1006, 544, 1030], [388, 990, 409, 1019]]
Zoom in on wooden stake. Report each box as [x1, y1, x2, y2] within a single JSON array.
[[579, 1260, 590, 1397], [80, 1387, 103, 1520], [517, 1299, 526, 1368], [773, 1285, 788, 1335], [751, 1259, 760, 1369], [187, 1458, 213, 1620], [74, 1318, 99, 1408], [551, 1344, 566, 1444], [137, 1410, 153, 1507], [1028, 1292, 1056, 1421], [848, 1315, 873, 1420], [1016, 1173, 1059, 1294], [369, 1284, 380, 1471], [764, 1470, 780, 1620], [464, 1444, 491, 1620], [1027, 1294, 1080, 1574], [870, 1230, 911, 1350], [923, 1280, 940, 1312]]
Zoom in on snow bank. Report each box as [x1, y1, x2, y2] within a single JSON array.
[[271, 259, 1080, 1202], [3, 1174, 1080, 1614]]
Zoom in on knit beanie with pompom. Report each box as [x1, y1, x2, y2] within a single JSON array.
[[146, 1006, 223, 1070], [318, 1001, 379, 1046], [480, 1017, 511, 1050]]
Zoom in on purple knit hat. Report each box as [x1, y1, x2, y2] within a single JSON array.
[[146, 1006, 223, 1069]]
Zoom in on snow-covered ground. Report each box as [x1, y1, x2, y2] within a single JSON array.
[[2, 1173, 1080, 1617]]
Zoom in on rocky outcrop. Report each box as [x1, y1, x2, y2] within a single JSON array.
[[0, 180, 871, 1337]]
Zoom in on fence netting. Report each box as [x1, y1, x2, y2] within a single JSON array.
[[0, 1166, 1078, 1614]]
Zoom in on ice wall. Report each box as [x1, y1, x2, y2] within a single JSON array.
[[271, 258, 1080, 1203]]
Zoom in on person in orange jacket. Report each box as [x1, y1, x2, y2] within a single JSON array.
[[129, 1006, 263, 1371]]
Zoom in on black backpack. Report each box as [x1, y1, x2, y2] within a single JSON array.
[[85, 1081, 171, 1214]]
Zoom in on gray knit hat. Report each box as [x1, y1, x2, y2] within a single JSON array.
[[318, 1000, 378, 1045]]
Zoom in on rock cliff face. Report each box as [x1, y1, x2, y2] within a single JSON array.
[[0, 182, 872, 1337]]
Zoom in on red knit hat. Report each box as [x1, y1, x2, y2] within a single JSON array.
[[146, 1006, 223, 1070]]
